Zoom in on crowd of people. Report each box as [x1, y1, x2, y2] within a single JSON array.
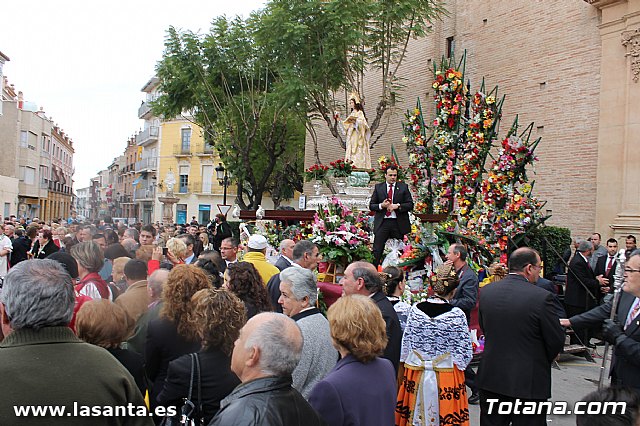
[[0, 213, 638, 425]]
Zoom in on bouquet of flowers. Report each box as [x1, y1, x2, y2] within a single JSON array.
[[311, 196, 373, 264], [304, 164, 329, 182], [329, 159, 354, 178]]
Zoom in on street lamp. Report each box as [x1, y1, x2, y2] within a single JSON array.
[[215, 162, 229, 206]]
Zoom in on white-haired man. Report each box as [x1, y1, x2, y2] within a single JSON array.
[[279, 267, 337, 398], [210, 313, 324, 425]]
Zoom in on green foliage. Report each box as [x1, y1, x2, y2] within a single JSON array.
[[255, 0, 446, 152], [524, 226, 572, 277], [154, 17, 305, 210]]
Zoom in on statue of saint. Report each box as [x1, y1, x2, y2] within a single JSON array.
[[339, 93, 371, 169]]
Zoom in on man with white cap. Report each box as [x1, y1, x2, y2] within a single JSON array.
[[243, 234, 280, 285]]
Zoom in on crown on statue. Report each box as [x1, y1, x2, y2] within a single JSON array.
[[349, 91, 361, 104]]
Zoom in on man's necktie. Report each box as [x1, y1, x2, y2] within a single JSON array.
[[606, 256, 615, 276], [385, 184, 393, 217], [625, 298, 640, 330]]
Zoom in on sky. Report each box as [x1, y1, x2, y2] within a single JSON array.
[[1, 0, 266, 191]]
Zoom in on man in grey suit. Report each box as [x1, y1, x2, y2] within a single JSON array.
[[369, 165, 414, 266]]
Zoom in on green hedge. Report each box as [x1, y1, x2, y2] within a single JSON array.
[[524, 226, 572, 278]]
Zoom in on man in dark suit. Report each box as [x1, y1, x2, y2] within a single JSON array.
[[369, 165, 414, 266], [445, 243, 480, 403], [477, 247, 566, 426], [340, 261, 402, 372], [562, 250, 640, 392], [594, 238, 620, 303], [565, 240, 606, 345], [274, 239, 295, 271]]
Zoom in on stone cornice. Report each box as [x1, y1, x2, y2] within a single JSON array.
[[583, 0, 627, 9]]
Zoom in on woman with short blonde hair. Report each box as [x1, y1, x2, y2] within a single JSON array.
[[309, 295, 396, 425]]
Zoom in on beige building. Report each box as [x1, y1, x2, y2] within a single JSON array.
[[42, 124, 74, 222], [305, 0, 640, 241], [0, 72, 19, 217]]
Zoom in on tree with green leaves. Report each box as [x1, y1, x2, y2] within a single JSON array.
[[154, 17, 305, 210], [255, 0, 445, 160]]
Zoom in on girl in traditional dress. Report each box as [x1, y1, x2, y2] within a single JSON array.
[[396, 263, 473, 426], [342, 94, 371, 169]]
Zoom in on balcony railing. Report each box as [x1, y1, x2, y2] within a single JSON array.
[[190, 181, 214, 194], [135, 126, 159, 146], [193, 143, 215, 156], [173, 144, 192, 156], [134, 187, 156, 200], [138, 102, 152, 119], [40, 179, 49, 189], [135, 157, 158, 172]]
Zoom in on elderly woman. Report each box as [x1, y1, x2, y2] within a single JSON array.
[[71, 241, 111, 300], [396, 263, 472, 426], [30, 229, 60, 259], [158, 288, 245, 423], [278, 267, 337, 398], [76, 299, 146, 395], [223, 262, 271, 319], [145, 265, 211, 409], [309, 295, 396, 425]]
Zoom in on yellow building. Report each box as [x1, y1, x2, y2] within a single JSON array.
[[155, 118, 227, 224]]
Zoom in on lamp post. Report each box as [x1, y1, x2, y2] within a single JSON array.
[[215, 163, 229, 206]]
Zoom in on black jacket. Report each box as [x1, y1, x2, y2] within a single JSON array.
[[31, 239, 60, 259], [477, 274, 565, 399], [209, 376, 325, 426], [10, 236, 30, 266], [274, 256, 291, 272], [212, 222, 232, 251], [570, 291, 640, 391], [369, 181, 414, 235], [594, 254, 619, 297], [371, 291, 402, 372], [158, 350, 240, 424], [145, 317, 201, 407], [565, 253, 600, 309]]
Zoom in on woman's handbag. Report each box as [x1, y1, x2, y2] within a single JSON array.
[[160, 353, 203, 426]]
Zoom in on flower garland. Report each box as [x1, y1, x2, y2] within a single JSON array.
[[430, 66, 467, 213], [454, 90, 501, 219]]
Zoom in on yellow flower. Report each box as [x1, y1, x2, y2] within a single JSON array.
[[486, 96, 495, 104]]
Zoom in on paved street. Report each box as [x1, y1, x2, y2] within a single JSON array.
[[468, 350, 607, 425]]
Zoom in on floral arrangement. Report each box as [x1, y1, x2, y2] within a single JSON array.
[[328, 159, 354, 178], [281, 223, 314, 242], [304, 164, 329, 182], [311, 196, 373, 264], [377, 155, 407, 182], [403, 103, 433, 213], [251, 221, 283, 249]]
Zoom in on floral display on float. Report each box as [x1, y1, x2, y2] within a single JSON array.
[[403, 53, 547, 261], [328, 159, 354, 177], [311, 196, 374, 264]]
